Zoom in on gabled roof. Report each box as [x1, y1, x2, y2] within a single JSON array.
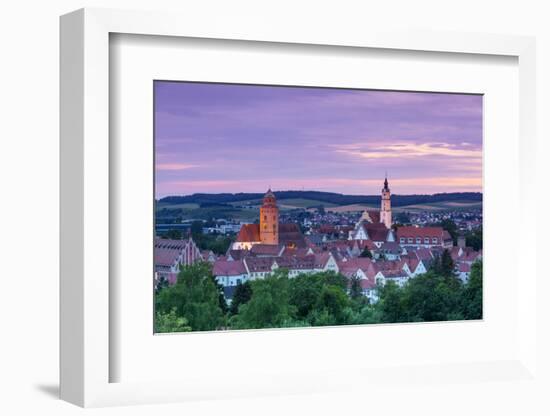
[[365, 210, 381, 223], [154, 248, 180, 267], [235, 223, 261, 242], [364, 223, 391, 241], [313, 252, 335, 269], [244, 257, 275, 272], [155, 237, 193, 251], [213, 259, 247, 276], [378, 241, 402, 254], [415, 247, 434, 261], [279, 223, 307, 248], [276, 255, 316, 270], [401, 252, 421, 272], [338, 257, 373, 275], [226, 249, 248, 261], [396, 226, 447, 240]]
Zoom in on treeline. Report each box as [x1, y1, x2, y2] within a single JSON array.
[[154, 260, 483, 333], [158, 191, 482, 207]]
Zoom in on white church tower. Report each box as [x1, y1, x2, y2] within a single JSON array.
[[380, 175, 392, 229]]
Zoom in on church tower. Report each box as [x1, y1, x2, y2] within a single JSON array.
[[260, 188, 279, 244], [380, 176, 392, 229]]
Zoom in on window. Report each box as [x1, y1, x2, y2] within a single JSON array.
[[264, 215, 267, 221], [424, 237, 430, 244], [416, 237, 421, 244], [432, 238, 438, 243], [400, 238, 405, 243], [408, 238, 413, 243]]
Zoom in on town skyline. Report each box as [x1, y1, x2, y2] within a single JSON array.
[[155, 82, 482, 198]]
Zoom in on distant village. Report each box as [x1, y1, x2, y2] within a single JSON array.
[[154, 177, 482, 304]]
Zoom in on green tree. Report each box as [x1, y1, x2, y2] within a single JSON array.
[[462, 260, 482, 319], [229, 281, 253, 315], [289, 273, 325, 319], [378, 281, 406, 323], [440, 249, 455, 277], [155, 275, 169, 294], [162, 229, 183, 240], [155, 261, 224, 331], [401, 272, 463, 322], [314, 285, 350, 324], [465, 228, 483, 251], [190, 220, 203, 237], [349, 274, 363, 300], [438, 219, 458, 245], [230, 269, 295, 329], [154, 308, 192, 333]]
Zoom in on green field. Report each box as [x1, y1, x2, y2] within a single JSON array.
[[156, 202, 200, 210], [157, 197, 481, 221], [392, 201, 482, 213]]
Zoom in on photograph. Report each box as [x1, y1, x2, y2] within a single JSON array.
[[153, 81, 483, 333]]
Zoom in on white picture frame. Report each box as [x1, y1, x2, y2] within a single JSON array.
[[60, 7, 538, 408]]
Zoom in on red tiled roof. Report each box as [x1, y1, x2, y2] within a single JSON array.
[[414, 247, 434, 261], [360, 278, 376, 290], [364, 223, 390, 242], [226, 249, 248, 261], [244, 257, 274, 272], [338, 257, 373, 273], [457, 262, 471, 273], [281, 247, 313, 257], [377, 241, 402, 254], [249, 244, 283, 256], [402, 252, 420, 272], [314, 252, 333, 269], [212, 259, 247, 276], [279, 223, 307, 248], [396, 226, 446, 239], [155, 237, 192, 251], [235, 223, 260, 242], [276, 255, 316, 270], [365, 210, 381, 223], [154, 248, 180, 267]]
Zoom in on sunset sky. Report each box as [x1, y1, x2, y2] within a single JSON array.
[[154, 81, 482, 198]]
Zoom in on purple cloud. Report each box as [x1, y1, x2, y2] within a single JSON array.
[[155, 81, 482, 197]]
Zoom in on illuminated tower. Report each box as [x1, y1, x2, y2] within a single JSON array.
[[260, 188, 279, 244], [380, 176, 392, 229]]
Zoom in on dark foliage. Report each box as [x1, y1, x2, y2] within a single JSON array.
[[159, 191, 482, 208]]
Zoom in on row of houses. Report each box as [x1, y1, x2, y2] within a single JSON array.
[[154, 229, 481, 303], [212, 246, 435, 303]]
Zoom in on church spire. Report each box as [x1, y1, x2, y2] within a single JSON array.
[[380, 174, 392, 229]]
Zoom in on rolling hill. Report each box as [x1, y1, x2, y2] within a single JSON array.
[[156, 191, 482, 221]]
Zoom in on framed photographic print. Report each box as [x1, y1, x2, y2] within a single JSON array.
[[152, 81, 483, 333], [60, 7, 539, 408]]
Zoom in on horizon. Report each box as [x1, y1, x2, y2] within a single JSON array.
[[157, 189, 483, 201], [155, 82, 482, 198]]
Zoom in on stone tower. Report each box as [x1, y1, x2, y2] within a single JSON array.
[[260, 188, 279, 244], [380, 176, 392, 229]]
